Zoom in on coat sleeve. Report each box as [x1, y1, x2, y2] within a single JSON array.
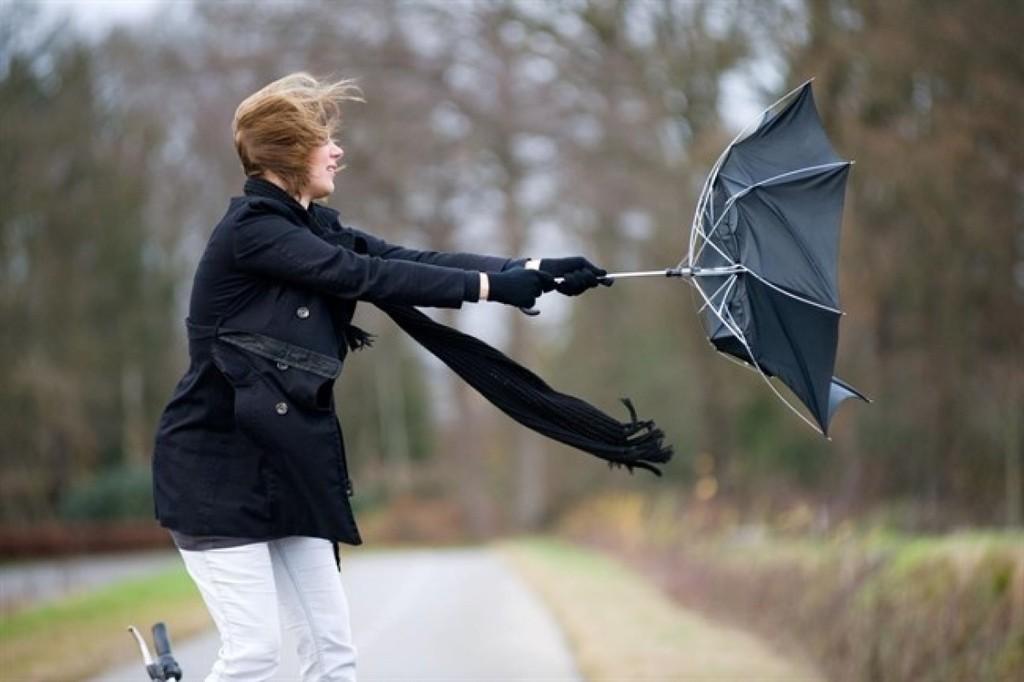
[[345, 225, 528, 273], [232, 208, 479, 308]]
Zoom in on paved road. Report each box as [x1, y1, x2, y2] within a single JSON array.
[[89, 546, 582, 681], [1, 548, 180, 613]]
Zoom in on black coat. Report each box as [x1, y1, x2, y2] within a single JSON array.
[[152, 176, 522, 558]]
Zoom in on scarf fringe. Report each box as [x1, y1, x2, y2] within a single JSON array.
[[342, 324, 377, 352]]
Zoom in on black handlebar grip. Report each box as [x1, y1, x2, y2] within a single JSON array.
[[152, 622, 183, 681], [153, 622, 172, 656]]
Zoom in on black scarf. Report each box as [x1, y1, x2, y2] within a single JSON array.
[[373, 303, 672, 475], [243, 177, 673, 475]]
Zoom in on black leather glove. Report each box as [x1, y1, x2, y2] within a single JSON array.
[[487, 269, 556, 308]]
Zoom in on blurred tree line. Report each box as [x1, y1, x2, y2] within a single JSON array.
[[1, 0, 1020, 531]]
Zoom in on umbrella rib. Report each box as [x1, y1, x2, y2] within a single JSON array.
[[742, 268, 843, 315], [688, 78, 816, 267], [716, 349, 760, 373], [715, 79, 815, 165], [696, 273, 737, 314], [692, 211, 743, 274], [716, 275, 739, 317], [689, 189, 714, 265], [713, 276, 740, 319], [696, 277, 727, 313], [693, 205, 844, 316], [687, 277, 745, 343], [689, 274, 826, 437], [754, 78, 816, 130], [698, 274, 737, 314], [693, 161, 850, 264], [693, 219, 736, 266], [765, 285, 830, 425], [736, 161, 851, 195], [690, 147, 736, 263], [751, 358, 827, 436], [749, 184, 835, 300], [723, 307, 828, 437]]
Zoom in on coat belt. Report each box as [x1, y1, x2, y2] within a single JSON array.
[[185, 317, 341, 379]]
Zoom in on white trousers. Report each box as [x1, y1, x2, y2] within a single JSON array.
[[177, 536, 357, 681]]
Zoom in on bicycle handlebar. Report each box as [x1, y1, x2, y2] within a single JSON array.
[[127, 622, 182, 681], [152, 622, 182, 680]]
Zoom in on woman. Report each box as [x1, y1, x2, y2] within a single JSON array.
[[150, 72, 608, 682]]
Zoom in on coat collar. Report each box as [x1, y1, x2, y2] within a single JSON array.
[[242, 175, 340, 234], [243, 175, 309, 214]]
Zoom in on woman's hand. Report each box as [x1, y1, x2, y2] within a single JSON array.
[[485, 269, 556, 308], [533, 256, 614, 296]]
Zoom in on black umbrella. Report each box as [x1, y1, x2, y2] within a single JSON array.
[[540, 80, 868, 437], [689, 80, 869, 436]]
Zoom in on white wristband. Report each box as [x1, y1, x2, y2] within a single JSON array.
[[525, 258, 541, 270], [479, 272, 489, 301]]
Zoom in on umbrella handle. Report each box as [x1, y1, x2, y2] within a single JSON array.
[[518, 268, 685, 316]]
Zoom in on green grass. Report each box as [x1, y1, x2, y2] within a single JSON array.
[[1, 565, 210, 682], [498, 535, 823, 681], [863, 529, 1024, 565]]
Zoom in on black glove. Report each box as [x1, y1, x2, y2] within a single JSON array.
[[537, 256, 613, 296], [537, 256, 605, 277], [554, 269, 603, 296], [488, 269, 556, 308]]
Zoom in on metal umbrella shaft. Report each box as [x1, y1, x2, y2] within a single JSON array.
[[520, 264, 735, 316], [552, 264, 743, 283]]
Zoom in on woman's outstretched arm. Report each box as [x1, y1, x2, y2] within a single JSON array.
[[233, 205, 480, 308], [233, 203, 553, 309], [336, 224, 529, 273]]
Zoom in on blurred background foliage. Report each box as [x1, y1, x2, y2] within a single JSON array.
[[0, 0, 1021, 535]]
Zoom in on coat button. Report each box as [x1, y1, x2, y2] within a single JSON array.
[[345, 480, 354, 497], [296, 306, 310, 319], [276, 361, 289, 370], [275, 401, 288, 415]]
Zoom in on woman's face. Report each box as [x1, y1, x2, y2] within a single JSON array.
[[304, 137, 344, 201]]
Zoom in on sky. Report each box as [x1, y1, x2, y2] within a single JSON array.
[[32, 0, 167, 41]]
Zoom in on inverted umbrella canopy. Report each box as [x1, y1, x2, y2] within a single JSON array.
[[686, 80, 868, 436], [528, 79, 867, 439]]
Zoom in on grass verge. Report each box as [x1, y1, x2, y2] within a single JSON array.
[[559, 491, 1024, 682], [497, 535, 822, 681], [0, 565, 209, 682]]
